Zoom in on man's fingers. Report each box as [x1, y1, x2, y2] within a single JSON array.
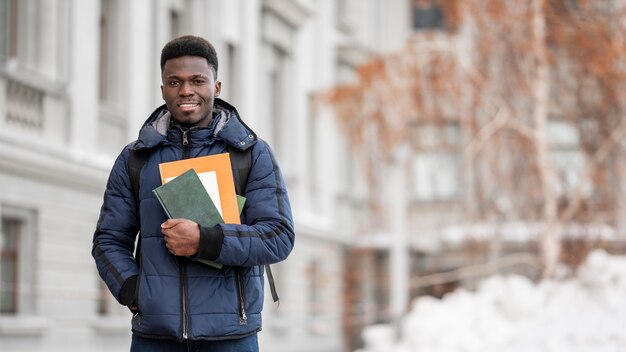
[[161, 220, 173, 229], [161, 218, 185, 229], [165, 241, 176, 256]]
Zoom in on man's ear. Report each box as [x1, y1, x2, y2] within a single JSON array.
[[160, 85, 164, 100], [215, 81, 221, 97]]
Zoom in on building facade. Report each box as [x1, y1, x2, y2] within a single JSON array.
[[0, 0, 420, 351]]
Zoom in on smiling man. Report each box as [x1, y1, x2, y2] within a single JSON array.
[[161, 54, 220, 128], [92, 35, 295, 352]]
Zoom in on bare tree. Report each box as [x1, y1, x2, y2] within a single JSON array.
[[322, 0, 626, 278]]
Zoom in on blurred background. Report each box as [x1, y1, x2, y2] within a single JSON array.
[[1, 0, 626, 351]]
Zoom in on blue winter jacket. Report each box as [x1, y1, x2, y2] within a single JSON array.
[[92, 99, 295, 341]]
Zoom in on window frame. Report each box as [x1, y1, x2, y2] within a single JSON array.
[[0, 217, 20, 314], [411, 121, 461, 202], [411, 0, 445, 31], [0, 205, 37, 316]]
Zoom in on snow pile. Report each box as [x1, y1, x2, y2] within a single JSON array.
[[357, 250, 626, 352]]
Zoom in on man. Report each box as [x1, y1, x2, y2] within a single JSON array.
[[93, 35, 295, 352]]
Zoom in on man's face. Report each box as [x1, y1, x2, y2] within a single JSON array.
[[161, 55, 221, 127]]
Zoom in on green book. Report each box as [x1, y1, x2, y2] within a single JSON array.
[[152, 168, 224, 269]]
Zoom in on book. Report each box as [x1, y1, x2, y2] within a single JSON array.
[[158, 153, 241, 224], [153, 168, 224, 269]]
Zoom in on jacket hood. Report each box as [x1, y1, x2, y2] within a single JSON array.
[[132, 98, 257, 151]]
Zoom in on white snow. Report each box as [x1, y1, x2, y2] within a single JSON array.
[[357, 250, 626, 352]]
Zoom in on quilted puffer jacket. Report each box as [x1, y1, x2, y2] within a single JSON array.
[[92, 98, 295, 340]]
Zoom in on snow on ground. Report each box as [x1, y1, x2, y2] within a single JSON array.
[[357, 250, 626, 352]]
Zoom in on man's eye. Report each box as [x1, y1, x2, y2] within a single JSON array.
[[169, 81, 180, 86], [194, 80, 205, 85]]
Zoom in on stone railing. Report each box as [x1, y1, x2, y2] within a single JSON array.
[[6, 79, 44, 130]]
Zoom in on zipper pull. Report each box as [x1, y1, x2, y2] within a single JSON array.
[[133, 312, 141, 325], [239, 311, 247, 325], [182, 130, 189, 146]]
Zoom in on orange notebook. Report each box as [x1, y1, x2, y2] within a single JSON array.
[[158, 153, 241, 224]]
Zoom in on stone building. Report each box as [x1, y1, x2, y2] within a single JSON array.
[[0, 0, 419, 351]]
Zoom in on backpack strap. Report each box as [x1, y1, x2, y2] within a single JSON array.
[[228, 146, 252, 197], [128, 148, 150, 263], [227, 145, 280, 304]]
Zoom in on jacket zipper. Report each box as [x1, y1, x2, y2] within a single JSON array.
[[181, 129, 190, 159], [133, 254, 143, 326], [180, 128, 191, 339], [180, 258, 190, 339], [236, 268, 248, 325]]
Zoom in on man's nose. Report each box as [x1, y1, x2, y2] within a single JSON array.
[[179, 82, 194, 96]]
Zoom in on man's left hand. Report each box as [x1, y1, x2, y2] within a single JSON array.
[[161, 218, 200, 257]]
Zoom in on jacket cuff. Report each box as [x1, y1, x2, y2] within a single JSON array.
[[194, 224, 224, 261], [118, 275, 138, 307]]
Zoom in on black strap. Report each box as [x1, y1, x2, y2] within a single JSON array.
[[227, 146, 280, 304], [128, 148, 150, 263], [264, 262, 280, 304], [227, 146, 252, 196]]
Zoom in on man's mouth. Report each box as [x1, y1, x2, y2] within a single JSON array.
[[177, 102, 200, 112]]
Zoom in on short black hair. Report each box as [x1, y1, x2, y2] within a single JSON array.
[[160, 35, 218, 77]]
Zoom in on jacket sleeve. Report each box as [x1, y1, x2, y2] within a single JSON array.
[[199, 140, 295, 267], [92, 148, 140, 304]]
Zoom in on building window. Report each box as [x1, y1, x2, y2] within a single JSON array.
[[307, 259, 329, 334], [336, 0, 357, 33], [168, 0, 187, 39], [307, 260, 320, 318], [98, 0, 111, 102], [261, 6, 296, 166], [262, 44, 289, 160], [0, 218, 19, 314], [548, 119, 584, 195], [221, 43, 240, 104], [270, 62, 283, 154], [412, 0, 445, 31], [267, 262, 288, 335], [0, 206, 37, 316], [412, 122, 460, 201], [169, 9, 181, 38], [413, 152, 459, 201], [99, 0, 124, 104], [307, 94, 318, 207], [0, 0, 44, 130], [0, 0, 18, 61], [97, 280, 113, 315], [99, 0, 128, 107]]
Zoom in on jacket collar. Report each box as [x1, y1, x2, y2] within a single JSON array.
[[132, 98, 257, 151]]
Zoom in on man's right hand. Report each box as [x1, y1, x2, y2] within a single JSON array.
[[119, 275, 139, 313]]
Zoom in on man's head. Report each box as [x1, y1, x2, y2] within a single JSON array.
[[160, 36, 221, 127], [161, 35, 219, 78]]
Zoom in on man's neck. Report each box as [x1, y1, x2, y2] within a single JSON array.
[[173, 121, 200, 129], [170, 114, 214, 129]]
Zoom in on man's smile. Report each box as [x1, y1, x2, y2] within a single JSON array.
[[177, 102, 200, 112]]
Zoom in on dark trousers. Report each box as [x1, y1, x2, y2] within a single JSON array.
[[130, 334, 259, 352]]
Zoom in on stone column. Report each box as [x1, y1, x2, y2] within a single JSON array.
[[238, 0, 260, 126], [125, 0, 153, 140], [68, 0, 99, 155]]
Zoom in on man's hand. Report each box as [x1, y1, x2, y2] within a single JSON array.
[[161, 218, 200, 257]]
